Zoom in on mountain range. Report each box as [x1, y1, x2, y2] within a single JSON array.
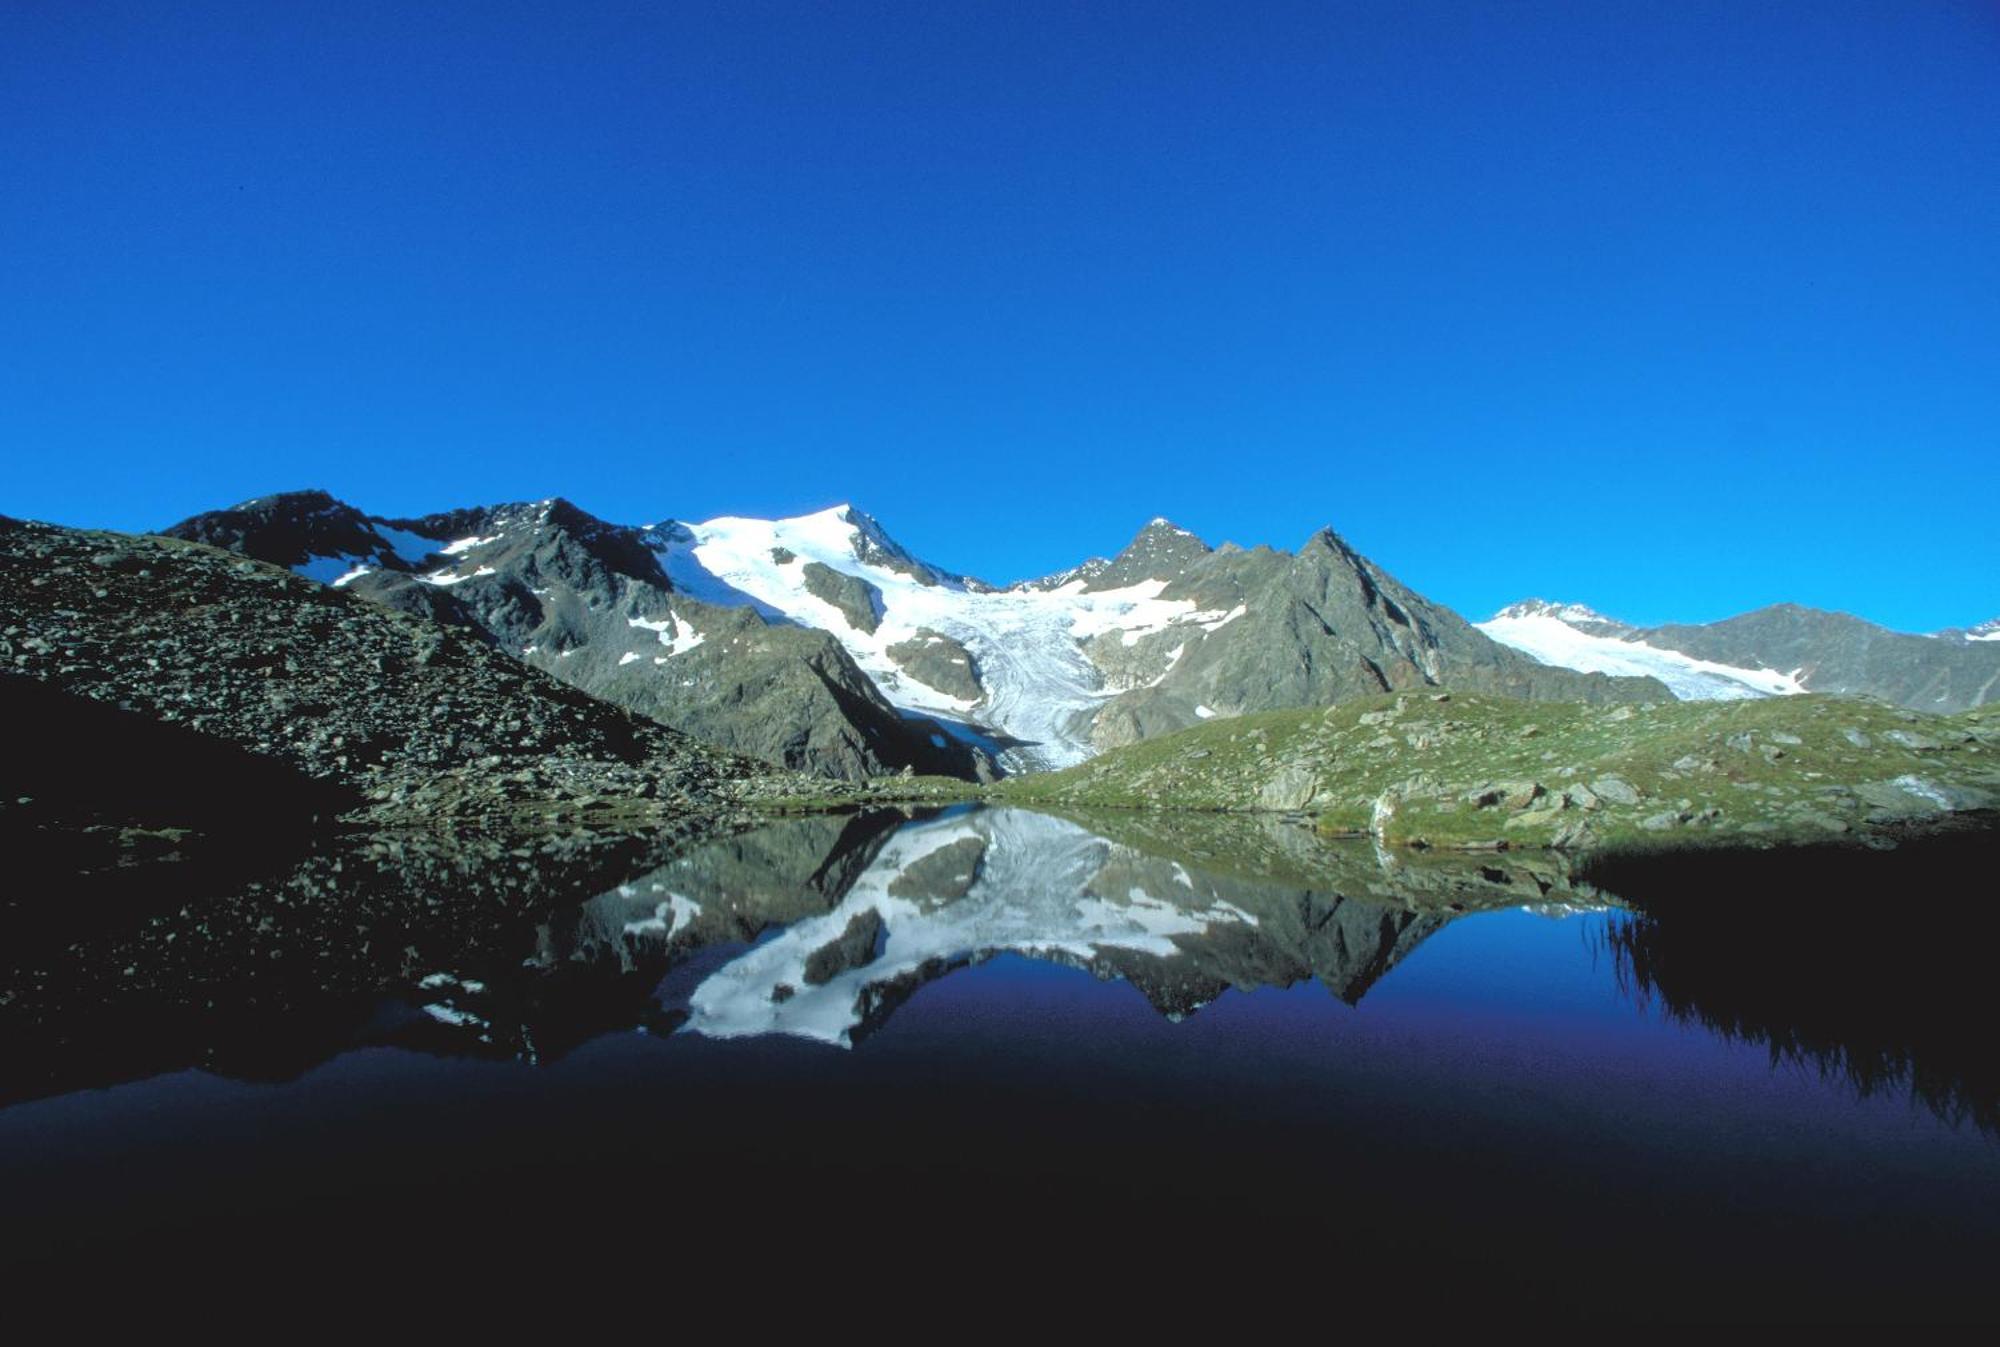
[[155, 490, 2000, 780], [163, 490, 1674, 778]]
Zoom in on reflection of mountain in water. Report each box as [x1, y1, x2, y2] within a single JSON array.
[[1, 805, 1614, 1095], [589, 806, 1597, 1047], [1590, 831, 2000, 1135]]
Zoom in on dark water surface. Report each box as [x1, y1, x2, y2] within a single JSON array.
[[3, 806, 1995, 1321]]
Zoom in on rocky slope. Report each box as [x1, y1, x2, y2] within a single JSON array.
[[163, 492, 994, 781], [1482, 598, 2000, 712], [996, 690, 2000, 854], [1, 515, 761, 828]]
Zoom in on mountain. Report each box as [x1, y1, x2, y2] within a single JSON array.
[[449, 806, 1587, 1051], [1481, 598, 2000, 712], [163, 492, 994, 781], [663, 506, 1662, 770], [164, 492, 1665, 776]]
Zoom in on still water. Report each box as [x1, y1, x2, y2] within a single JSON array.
[[3, 806, 1995, 1320]]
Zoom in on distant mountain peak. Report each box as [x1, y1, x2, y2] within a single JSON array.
[[1490, 598, 1624, 628], [1940, 615, 2000, 643]]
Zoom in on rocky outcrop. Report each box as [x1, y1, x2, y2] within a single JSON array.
[[801, 561, 882, 633], [886, 629, 983, 702]]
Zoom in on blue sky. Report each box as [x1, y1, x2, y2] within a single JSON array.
[[3, 1, 1995, 628]]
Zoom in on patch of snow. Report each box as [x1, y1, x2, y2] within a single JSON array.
[[375, 525, 444, 565], [294, 553, 363, 584], [1194, 704, 1217, 719], [330, 564, 374, 588], [440, 533, 502, 555], [618, 651, 641, 666], [628, 613, 705, 657], [422, 565, 496, 587], [623, 893, 702, 939]]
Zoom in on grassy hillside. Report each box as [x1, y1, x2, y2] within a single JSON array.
[[992, 692, 2000, 854]]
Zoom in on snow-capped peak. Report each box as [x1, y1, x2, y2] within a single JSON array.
[[1489, 598, 1620, 628]]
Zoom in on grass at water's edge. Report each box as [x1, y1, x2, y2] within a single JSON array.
[[746, 692, 2000, 861]]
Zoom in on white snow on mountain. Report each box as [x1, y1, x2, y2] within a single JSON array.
[[1478, 607, 1805, 700], [650, 505, 1229, 769], [291, 524, 440, 585], [683, 809, 1256, 1047]]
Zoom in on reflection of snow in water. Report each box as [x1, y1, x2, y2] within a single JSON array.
[[685, 810, 1259, 1047]]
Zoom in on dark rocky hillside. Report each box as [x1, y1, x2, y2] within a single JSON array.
[[0, 516, 759, 828]]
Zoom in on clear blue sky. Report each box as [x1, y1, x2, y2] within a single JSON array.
[[3, 1, 1995, 629]]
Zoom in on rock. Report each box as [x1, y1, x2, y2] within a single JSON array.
[[1551, 819, 1598, 850], [1843, 728, 1872, 748], [1638, 811, 1683, 831], [885, 628, 983, 702], [1563, 783, 1600, 811], [1258, 764, 1321, 811], [802, 908, 886, 985], [797, 561, 884, 634], [1467, 781, 1543, 810], [1855, 776, 1995, 814], [1886, 729, 1943, 751], [1590, 776, 1641, 806]]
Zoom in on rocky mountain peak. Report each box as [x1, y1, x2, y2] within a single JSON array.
[[1123, 517, 1208, 556], [1078, 517, 1212, 592]]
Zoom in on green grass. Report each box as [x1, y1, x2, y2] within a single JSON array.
[[990, 691, 2000, 854]]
